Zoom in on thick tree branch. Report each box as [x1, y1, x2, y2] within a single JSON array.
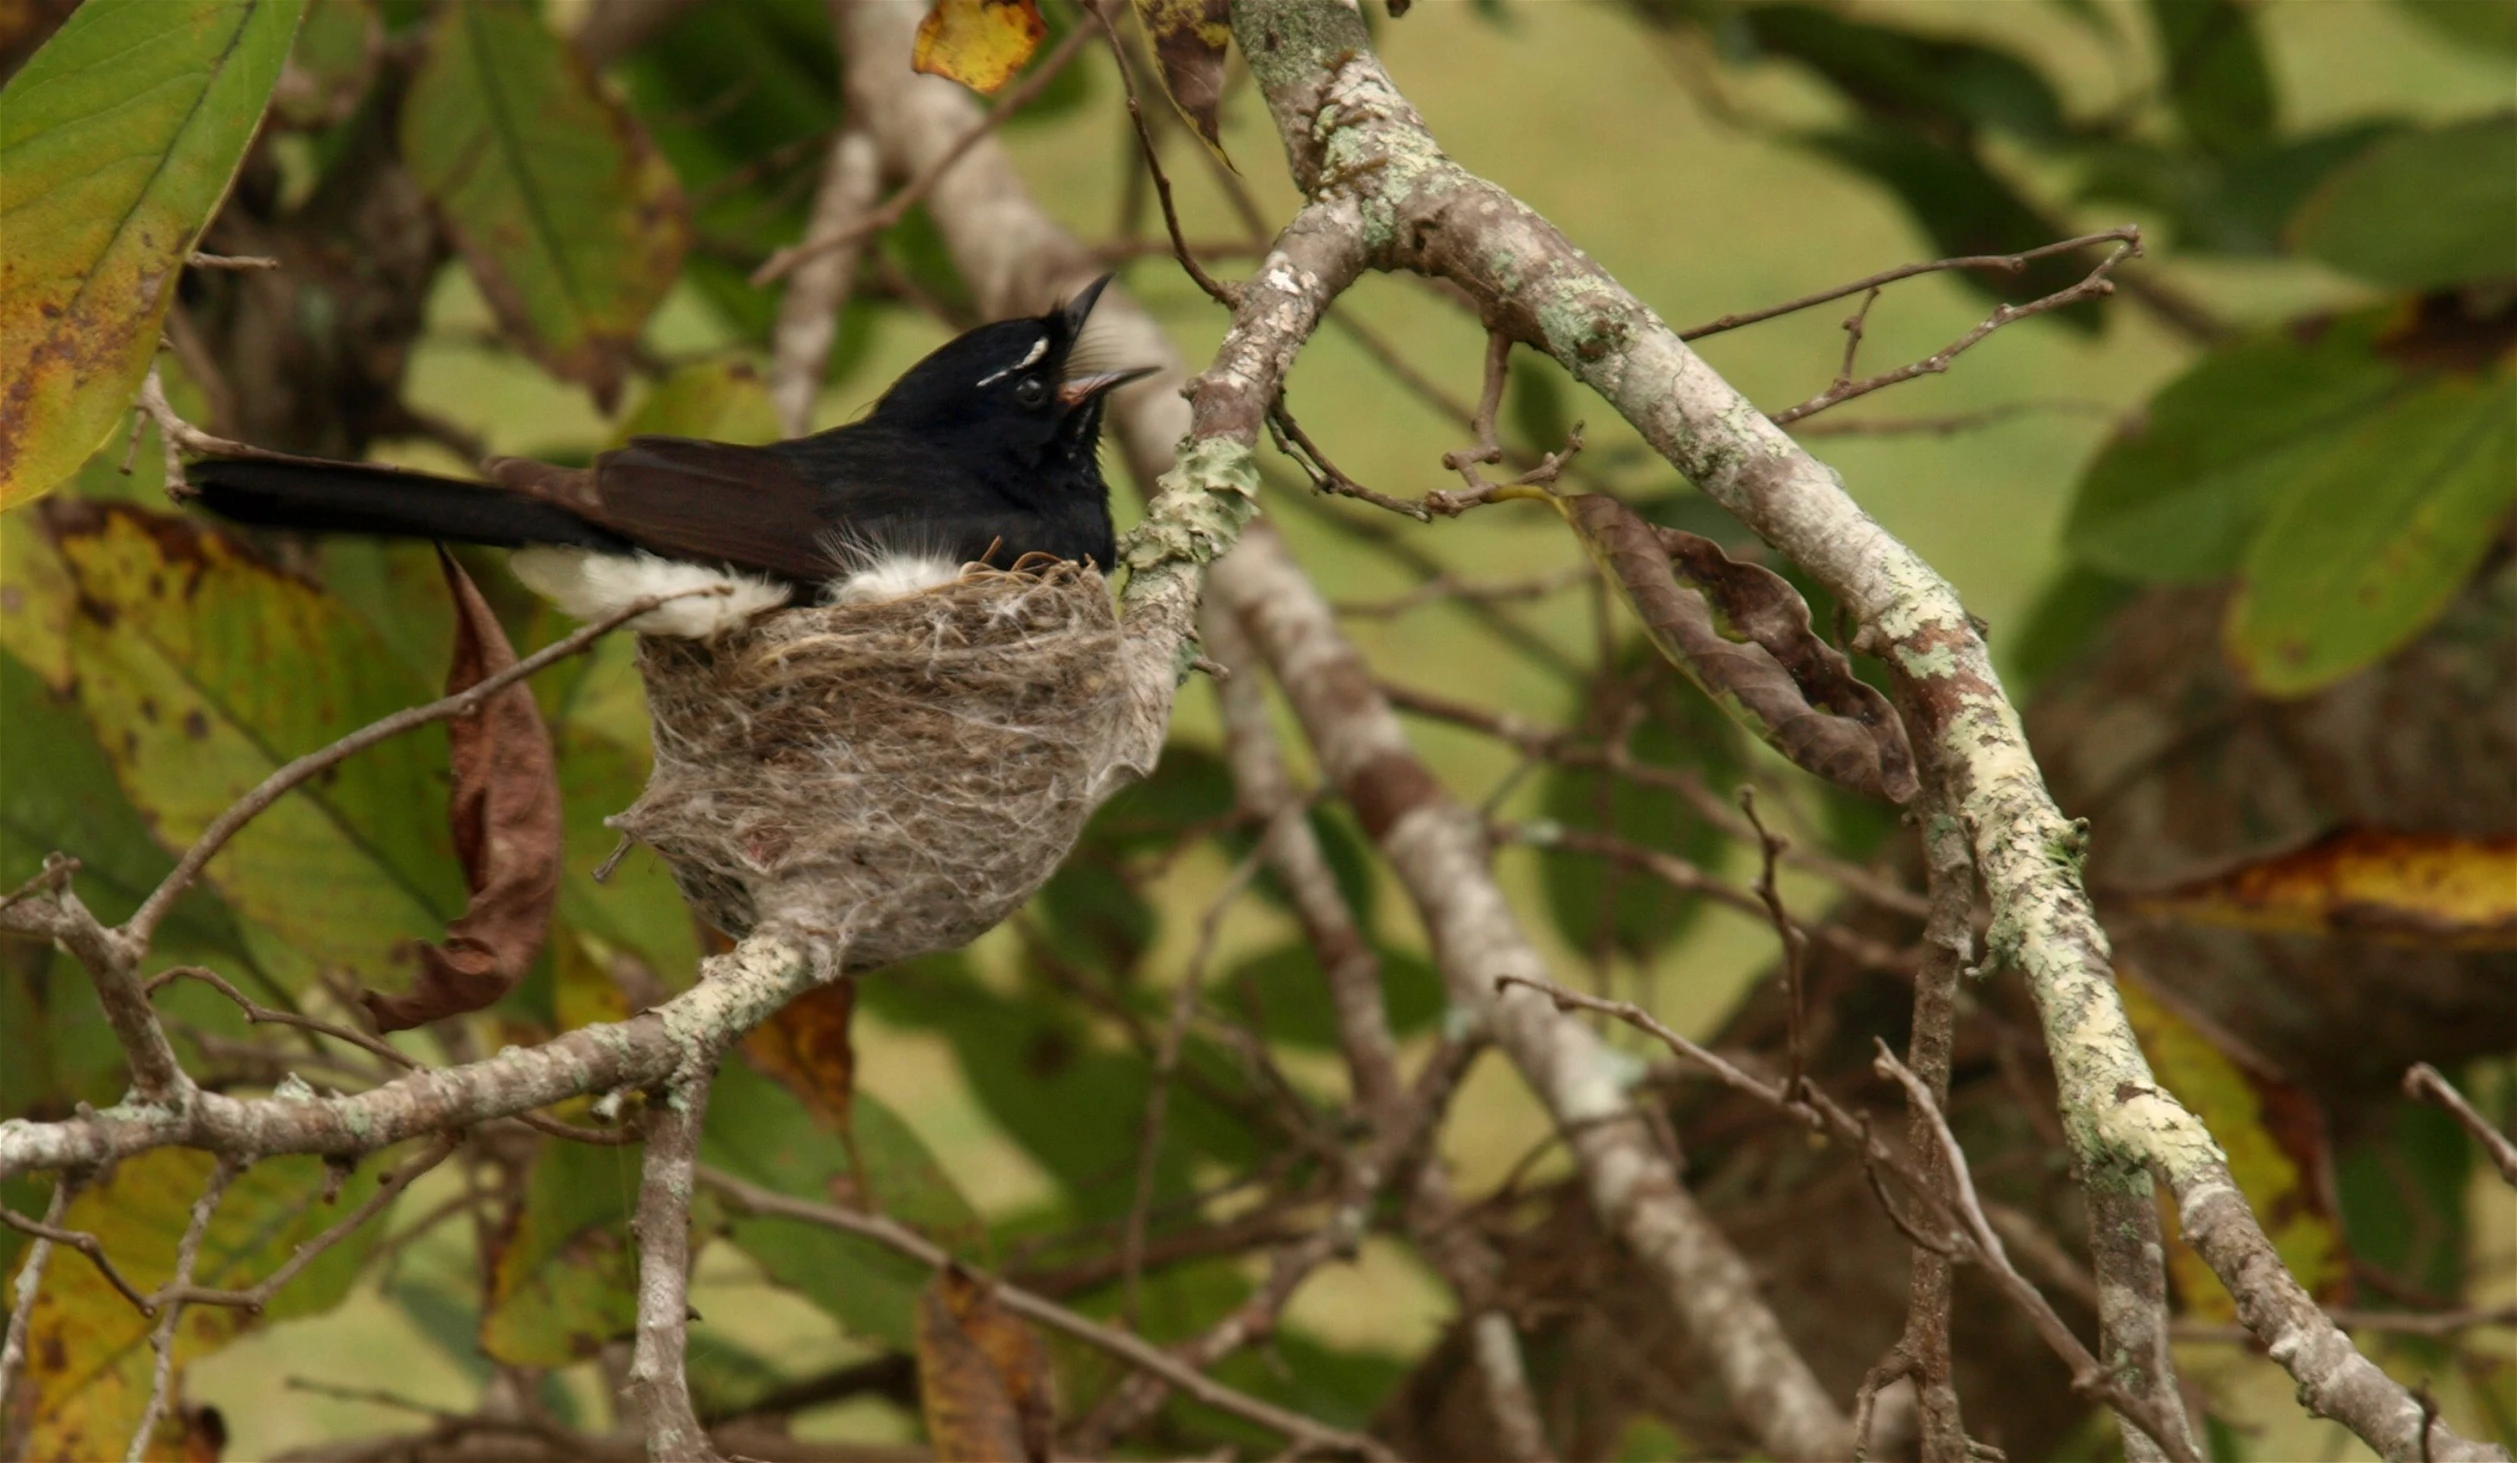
[[1223, 5, 2503, 1455]]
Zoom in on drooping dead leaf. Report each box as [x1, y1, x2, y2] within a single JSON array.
[[913, 0, 1048, 95], [1559, 493, 1918, 803], [2120, 971, 2350, 1320], [916, 1265, 1055, 1463], [362, 551, 562, 1031], [2134, 830, 2517, 948], [1132, 0, 1234, 161]]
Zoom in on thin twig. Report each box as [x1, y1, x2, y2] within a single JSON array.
[[148, 966, 414, 1073], [1738, 787, 1811, 1098], [0, 1180, 76, 1420], [749, 20, 1097, 286], [1269, 402, 1431, 521], [123, 583, 733, 951], [1099, 7, 1240, 309], [0, 1196, 156, 1318], [1770, 234, 2143, 426], [1788, 399, 2117, 438], [128, 1160, 237, 1463], [1380, 678, 1933, 917], [1334, 565, 1592, 619], [695, 1166, 1395, 1460], [161, 1138, 454, 1314], [185, 252, 280, 271], [1491, 974, 2199, 1463], [2405, 1063, 2517, 1187], [1675, 227, 2141, 341], [1120, 840, 1270, 1328]]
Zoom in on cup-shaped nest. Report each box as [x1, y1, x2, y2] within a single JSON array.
[[614, 563, 1129, 967]]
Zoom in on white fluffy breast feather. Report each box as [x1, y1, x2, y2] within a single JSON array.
[[508, 548, 791, 639], [826, 552, 963, 605]]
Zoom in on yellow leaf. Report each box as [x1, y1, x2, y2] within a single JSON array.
[[2120, 972, 2349, 1321], [913, 0, 1048, 95], [2136, 830, 2517, 948]]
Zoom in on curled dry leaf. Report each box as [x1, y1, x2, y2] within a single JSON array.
[[913, 0, 1049, 95], [917, 1264, 1056, 1463], [2133, 829, 2517, 949], [1559, 492, 1919, 803], [1132, 0, 1235, 161], [362, 551, 562, 1032]]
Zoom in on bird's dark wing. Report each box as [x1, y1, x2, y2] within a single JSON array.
[[583, 436, 865, 582]]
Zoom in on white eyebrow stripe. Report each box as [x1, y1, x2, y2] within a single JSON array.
[[974, 336, 1050, 387]]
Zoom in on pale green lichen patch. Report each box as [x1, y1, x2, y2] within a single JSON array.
[[1894, 641, 1959, 679], [1122, 437, 1260, 575]]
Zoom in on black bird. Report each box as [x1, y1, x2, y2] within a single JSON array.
[[186, 276, 1155, 638]]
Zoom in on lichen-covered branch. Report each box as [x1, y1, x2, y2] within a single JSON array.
[[0, 932, 818, 1182], [627, 1062, 721, 1463], [1221, 3, 2504, 1456]]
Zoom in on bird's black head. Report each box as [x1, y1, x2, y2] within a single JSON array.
[[870, 275, 1155, 496]]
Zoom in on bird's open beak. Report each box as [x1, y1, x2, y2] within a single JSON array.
[[1061, 273, 1117, 338], [1057, 365, 1159, 407]]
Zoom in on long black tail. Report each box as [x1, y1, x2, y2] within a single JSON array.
[[188, 458, 634, 552]]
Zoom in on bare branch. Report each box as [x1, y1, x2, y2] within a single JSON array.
[[769, 114, 880, 437], [162, 1139, 454, 1315], [1737, 788, 1812, 1099], [0, 1194, 155, 1319], [627, 1064, 721, 1463], [2406, 1063, 2517, 1187], [1098, 7, 1239, 310], [1674, 227, 2142, 342], [694, 1166, 1394, 1460], [0, 883, 184, 1104], [1, 1180, 76, 1427], [1769, 234, 2142, 426], [129, 1160, 236, 1463]]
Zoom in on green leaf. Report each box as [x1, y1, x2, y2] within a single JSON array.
[[1537, 640, 1743, 960], [2003, 563, 2141, 695], [2064, 313, 2418, 581], [554, 722, 699, 981], [611, 359, 782, 450], [0, 648, 262, 968], [2393, 0, 2517, 57], [703, 1057, 984, 1348], [1224, 942, 1444, 1051], [36, 500, 464, 980], [2228, 364, 2517, 696], [2145, 0, 2276, 156], [0, 0, 306, 509], [1804, 125, 2105, 331], [2288, 116, 2517, 292], [481, 1136, 643, 1365], [1745, 5, 2066, 144], [400, 0, 689, 410], [860, 957, 1258, 1219], [8, 1149, 390, 1461]]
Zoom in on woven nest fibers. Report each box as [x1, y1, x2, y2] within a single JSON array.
[[614, 562, 1129, 967]]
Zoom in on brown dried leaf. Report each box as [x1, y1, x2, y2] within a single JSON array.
[[742, 978, 858, 1136], [1560, 493, 1918, 803], [2134, 829, 2517, 949], [913, 0, 1048, 95], [362, 551, 562, 1032], [916, 1265, 1055, 1463], [1131, 0, 1234, 161]]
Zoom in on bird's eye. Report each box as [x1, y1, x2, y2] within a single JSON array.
[[1012, 376, 1048, 407]]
